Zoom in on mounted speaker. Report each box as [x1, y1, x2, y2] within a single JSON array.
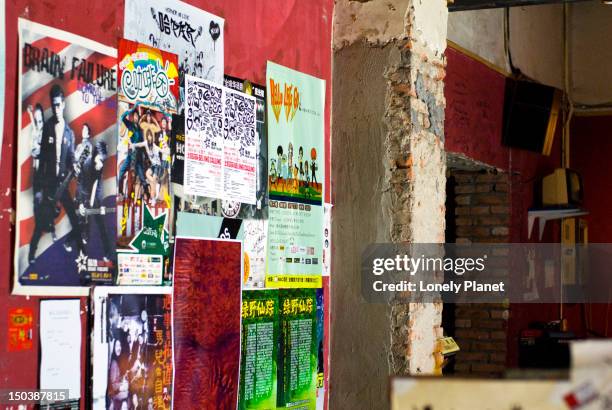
[[502, 78, 562, 156]]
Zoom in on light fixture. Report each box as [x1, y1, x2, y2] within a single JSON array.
[[603, 0, 612, 4]]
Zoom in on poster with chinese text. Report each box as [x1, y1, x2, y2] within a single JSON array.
[[91, 286, 173, 410], [173, 237, 242, 409], [14, 19, 118, 295], [277, 288, 318, 410], [266, 62, 325, 288], [124, 0, 224, 97], [239, 290, 279, 410]]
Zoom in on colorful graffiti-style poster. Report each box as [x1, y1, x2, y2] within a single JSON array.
[[116, 102, 172, 284], [91, 286, 173, 410], [277, 289, 318, 410], [124, 0, 224, 89], [239, 290, 279, 410], [173, 237, 242, 409], [266, 62, 325, 206], [118, 39, 179, 114], [14, 19, 118, 295]]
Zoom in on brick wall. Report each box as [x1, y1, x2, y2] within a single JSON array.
[[451, 170, 510, 376]]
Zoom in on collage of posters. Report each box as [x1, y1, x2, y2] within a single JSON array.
[[10, 1, 330, 408], [14, 19, 118, 295]]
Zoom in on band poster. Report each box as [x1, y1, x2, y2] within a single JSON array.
[[239, 290, 279, 410], [123, 0, 224, 91], [173, 76, 268, 220], [183, 75, 257, 205], [116, 40, 178, 285], [265, 62, 325, 288], [14, 19, 118, 295], [277, 288, 318, 410], [91, 286, 173, 410], [173, 237, 242, 409]]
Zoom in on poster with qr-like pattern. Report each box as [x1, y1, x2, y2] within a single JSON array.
[[223, 88, 257, 205], [184, 75, 224, 199]]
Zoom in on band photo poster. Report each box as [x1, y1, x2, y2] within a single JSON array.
[[265, 62, 326, 288], [14, 19, 118, 295], [91, 286, 173, 410], [115, 39, 179, 286]]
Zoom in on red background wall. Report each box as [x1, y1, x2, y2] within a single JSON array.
[[0, 0, 333, 404], [445, 46, 581, 367]]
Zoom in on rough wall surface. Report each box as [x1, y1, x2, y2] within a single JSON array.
[[332, 0, 448, 402], [331, 43, 394, 410]]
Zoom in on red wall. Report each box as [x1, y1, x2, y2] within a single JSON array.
[[0, 0, 333, 402], [445, 47, 564, 367]]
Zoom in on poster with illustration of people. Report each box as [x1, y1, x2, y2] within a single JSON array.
[[14, 19, 118, 295], [92, 286, 173, 410], [116, 39, 177, 285], [123, 0, 224, 109], [266, 62, 325, 288]]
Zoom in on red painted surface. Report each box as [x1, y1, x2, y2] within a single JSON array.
[[445, 47, 565, 367], [0, 0, 333, 404]]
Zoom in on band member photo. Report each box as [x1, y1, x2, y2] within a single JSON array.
[[28, 84, 83, 264]]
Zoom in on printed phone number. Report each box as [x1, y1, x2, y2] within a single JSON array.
[[0, 389, 69, 404]]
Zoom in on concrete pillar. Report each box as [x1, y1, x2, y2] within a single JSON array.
[[332, 0, 448, 407]]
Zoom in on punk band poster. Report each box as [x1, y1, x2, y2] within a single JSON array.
[[91, 286, 173, 410], [14, 19, 118, 295], [123, 0, 224, 106], [265, 62, 326, 288], [116, 39, 179, 285]]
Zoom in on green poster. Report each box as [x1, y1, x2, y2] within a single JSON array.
[[239, 290, 280, 410], [266, 62, 325, 288], [277, 289, 318, 410]]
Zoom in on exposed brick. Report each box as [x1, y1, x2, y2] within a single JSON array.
[[455, 185, 476, 194], [455, 319, 471, 328], [491, 206, 510, 215], [476, 215, 510, 226], [472, 363, 505, 373], [490, 331, 507, 340], [454, 363, 471, 373], [455, 207, 471, 216], [475, 173, 504, 183], [475, 194, 507, 205], [473, 319, 505, 329], [489, 352, 507, 363], [472, 227, 492, 237], [492, 227, 509, 236], [470, 206, 490, 215], [455, 195, 471, 205], [490, 310, 509, 320], [455, 308, 489, 319], [455, 217, 472, 226], [494, 183, 508, 192], [455, 329, 490, 340], [475, 184, 493, 193], [456, 352, 488, 362], [472, 341, 507, 352], [455, 238, 472, 244]]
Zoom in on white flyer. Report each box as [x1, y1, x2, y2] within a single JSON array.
[[40, 299, 82, 400], [223, 88, 257, 205], [184, 75, 224, 199]]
